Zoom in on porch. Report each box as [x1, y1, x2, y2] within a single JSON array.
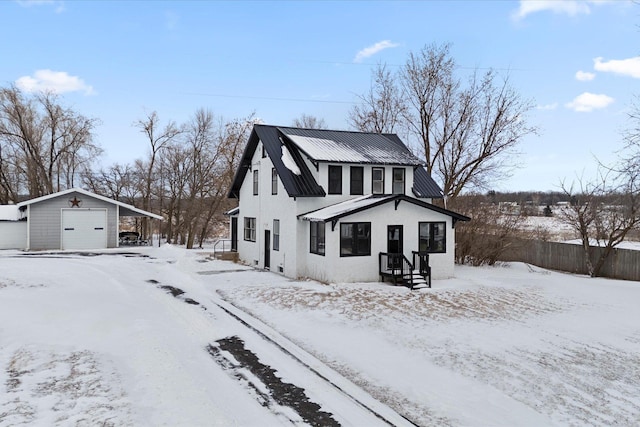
[[379, 251, 431, 290]]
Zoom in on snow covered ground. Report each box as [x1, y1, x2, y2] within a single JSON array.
[[1, 246, 639, 426]]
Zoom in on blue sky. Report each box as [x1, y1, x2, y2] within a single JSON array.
[[1, 0, 638, 192]]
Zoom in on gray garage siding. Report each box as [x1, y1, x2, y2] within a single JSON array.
[[28, 192, 118, 250]]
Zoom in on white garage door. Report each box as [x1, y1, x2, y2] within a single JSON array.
[[62, 209, 107, 250]]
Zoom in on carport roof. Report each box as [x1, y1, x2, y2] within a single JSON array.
[[16, 188, 163, 220]]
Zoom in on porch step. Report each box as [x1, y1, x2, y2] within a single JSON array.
[[402, 271, 430, 290]]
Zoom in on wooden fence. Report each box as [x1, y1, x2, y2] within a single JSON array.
[[494, 238, 640, 281]]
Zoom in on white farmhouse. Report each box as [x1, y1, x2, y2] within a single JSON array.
[[227, 125, 469, 287]]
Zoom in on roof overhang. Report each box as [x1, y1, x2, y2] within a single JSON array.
[[298, 194, 470, 230], [17, 188, 163, 220]]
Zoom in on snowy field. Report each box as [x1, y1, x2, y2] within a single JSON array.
[[1, 246, 639, 426]]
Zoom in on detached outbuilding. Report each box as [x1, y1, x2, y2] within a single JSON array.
[[0, 188, 162, 251]]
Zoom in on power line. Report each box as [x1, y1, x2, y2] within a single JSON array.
[[184, 92, 358, 105]]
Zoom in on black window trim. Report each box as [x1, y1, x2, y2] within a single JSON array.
[[253, 170, 259, 195], [350, 166, 364, 195], [244, 217, 256, 242], [340, 222, 371, 257], [328, 165, 342, 195], [418, 221, 447, 253], [310, 221, 325, 256], [372, 167, 385, 195], [392, 167, 405, 195], [271, 167, 278, 195], [273, 219, 280, 251]]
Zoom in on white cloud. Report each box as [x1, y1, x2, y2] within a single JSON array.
[[512, 0, 621, 20], [15, 0, 64, 13], [565, 92, 614, 112], [594, 56, 640, 79], [512, 0, 590, 20], [353, 40, 399, 63], [575, 70, 595, 81], [536, 103, 558, 110], [16, 70, 95, 95]]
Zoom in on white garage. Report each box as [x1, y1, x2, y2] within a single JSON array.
[[6, 188, 163, 251]]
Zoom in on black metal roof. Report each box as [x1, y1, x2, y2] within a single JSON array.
[[228, 124, 444, 199], [228, 125, 326, 199]]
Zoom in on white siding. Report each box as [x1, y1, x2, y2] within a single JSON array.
[[300, 200, 455, 283], [236, 141, 298, 277], [316, 163, 415, 201], [235, 140, 455, 284], [0, 221, 27, 249]]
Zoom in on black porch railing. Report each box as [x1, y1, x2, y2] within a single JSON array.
[[379, 252, 431, 289]]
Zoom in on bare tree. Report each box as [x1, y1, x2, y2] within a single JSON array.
[[558, 169, 640, 277], [350, 43, 537, 198], [0, 85, 100, 200], [348, 63, 406, 134], [134, 111, 183, 238], [83, 163, 142, 205], [291, 114, 327, 129], [451, 194, 538, 266]]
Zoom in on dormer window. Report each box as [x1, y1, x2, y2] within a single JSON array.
[[372, 167, 385, 194], [328, 165, 342, 195], [392, 168, 405, 195]]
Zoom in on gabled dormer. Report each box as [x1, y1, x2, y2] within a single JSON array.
[[228, 125, 443, 200]]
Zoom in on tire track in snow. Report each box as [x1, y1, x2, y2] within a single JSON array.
[[152, 280, 417, 427]]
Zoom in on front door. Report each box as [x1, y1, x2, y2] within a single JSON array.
[[231, 217, 238, 251], [387, 225, 403, 268], [264, 230, 271, 270]]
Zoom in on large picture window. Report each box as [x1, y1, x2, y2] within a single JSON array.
[[372, 167, 385, 194], [419, 222, 446, 253], [273, 219, 280, 251], [328, 165, 342, 195], [244, 217, 256, 242], [253, 170, 259, 195], [340, 222, 371, 257], [310, 222, 325, 255], [392, 168, 405, 194], [350, 166, 364, 195]]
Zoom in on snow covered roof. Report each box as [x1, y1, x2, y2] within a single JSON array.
[[17, 188, 163, 220], [298, 194, 470, 225], [298, 195, 393, 222], [225, 207, 239, 216], [282, 130, 424, 166], [228, 125, 444, 200], [0, 205, 21, 221]]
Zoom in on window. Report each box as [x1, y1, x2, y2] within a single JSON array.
[[244, 217, 256, 242], [262, 143, 267, 158], [350, 166, 364, 195], [310, 222, 325, 255], [271, 168, 278, 195], [253, 170, 259, 195], [419, 222, 446, 253], [273, 219, 280, 251], [372, 167, 385, 194], [340, 222, 371, 257], [392, 168, 405, 194], [328, 165, 342, 195]]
